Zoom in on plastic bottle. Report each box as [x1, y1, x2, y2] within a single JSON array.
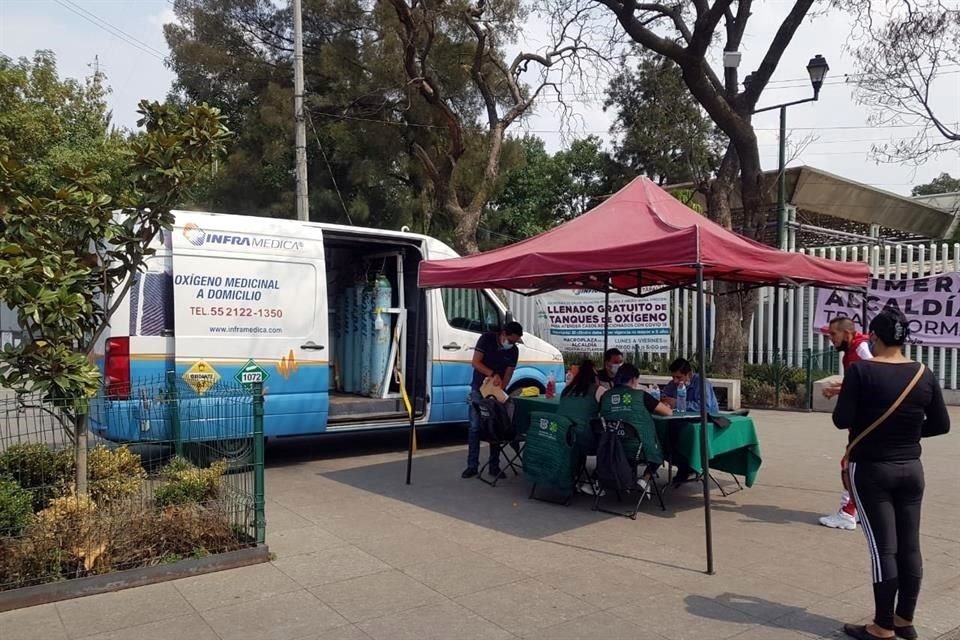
[[676, 383, 687, 413], [546, 373, 556, 399]]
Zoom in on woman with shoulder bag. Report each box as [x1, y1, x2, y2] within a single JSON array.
[[834, 309, 950, 640]]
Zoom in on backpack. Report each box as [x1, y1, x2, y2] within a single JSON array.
[[476, 396, 516, 442], [595, 422, 636, 493]]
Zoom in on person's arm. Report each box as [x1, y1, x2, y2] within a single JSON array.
[[471, 349, 494, 378], [921, 373, 951, 437], [500, 347, 519, 390], [705, 380, 720, 414], [856, 342, 873, 361], [501, 366, 515, 390], [643, 392, 673, 417], [832, 365, 861, 430]]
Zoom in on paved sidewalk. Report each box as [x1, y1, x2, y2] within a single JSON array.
[[3, 409, 959, 640]]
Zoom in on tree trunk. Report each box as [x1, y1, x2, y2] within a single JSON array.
[[75, 414, 88, 495], [450, 201, 482, 255]]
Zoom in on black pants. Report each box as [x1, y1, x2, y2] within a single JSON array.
[[848, 459, 925, 631]]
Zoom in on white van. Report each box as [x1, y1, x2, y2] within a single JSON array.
[[90, 210, 564, 447]]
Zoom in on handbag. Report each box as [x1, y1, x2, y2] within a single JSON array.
[[843, 363, 926, 463]]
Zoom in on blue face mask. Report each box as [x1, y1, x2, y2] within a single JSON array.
[[501, 339, 513, 350]]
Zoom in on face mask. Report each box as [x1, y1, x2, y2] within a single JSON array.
[[609, 363, 621, 375], [501, 339, 513, 350]]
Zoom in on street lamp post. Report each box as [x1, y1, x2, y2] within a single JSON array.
[[747, 55, 829, 401]]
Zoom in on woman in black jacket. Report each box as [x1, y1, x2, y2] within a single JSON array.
[[833, 309, 950, 640]]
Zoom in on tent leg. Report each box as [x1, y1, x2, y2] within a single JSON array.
[[405, 294, 424, 485], [603, 280, 610, 356], [696, 265, 715, 575]]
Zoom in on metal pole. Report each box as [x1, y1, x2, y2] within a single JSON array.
[[253, 383, 265, 545], [697, 265, 715, 575], [293, 0, 309, 222], [773, 105, 787, 405], [405, 293, 424, 485], [603, 278, 610, 357]]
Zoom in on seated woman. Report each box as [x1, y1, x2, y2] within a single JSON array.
[[562, 359, 598, 399], [598, 363, 672, 493]]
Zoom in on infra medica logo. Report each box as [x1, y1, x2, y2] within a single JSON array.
[[183, 223, 207, 247], [181, 223, 304, 251]]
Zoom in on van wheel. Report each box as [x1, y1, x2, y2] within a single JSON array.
[[508, 381, 544, 397], [183, 438, 253, 472]]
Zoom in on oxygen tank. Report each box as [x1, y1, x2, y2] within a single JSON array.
[[359, 279, 375, 395], [343, 285, 356, 393], [351, 283, 365, 393], [370, 275, 393, 396], [334, 290, 346, 392]]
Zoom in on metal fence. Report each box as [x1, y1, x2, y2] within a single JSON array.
[[505, 241, 960, 389], [0, 377, 264, 592]]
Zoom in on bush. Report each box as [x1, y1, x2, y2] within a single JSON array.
[[743, 362, 805, 394], [0, 478, 33, 536], [154, 457, 227, 508], [0, 444, 74, 511], [88, 446, 146, 507], [742, 378, 777, 407]]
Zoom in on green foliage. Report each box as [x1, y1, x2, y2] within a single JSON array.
[[743, 361, 806, 395], [913, 172, 960, 197], [605, 51, 725, 186], [0, 84, 230, 403], [0, 478, 33, 536], [0, 51, 129, 195], [154, 457, 227, 508], [0, 444, 74, 512], [88, 446, 146, 507]]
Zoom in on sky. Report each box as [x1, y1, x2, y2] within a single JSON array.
[[1, 0, 958, 197]]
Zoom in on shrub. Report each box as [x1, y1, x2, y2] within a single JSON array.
[[33, 493, 105, 573], [0, 444, 74, 511], [154, 457, 227, 508], [88, 446, 146, 507], [743, 362, 805, 394], [0, 478, 33, 536]]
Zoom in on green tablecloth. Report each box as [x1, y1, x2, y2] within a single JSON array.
[[512, 397, 762, 487]]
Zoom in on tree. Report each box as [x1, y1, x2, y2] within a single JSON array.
[[0, 51, 129, 195], [485, 135, 623, 244], [0, 101, 230, 494], [913, 172, 960, 197], [583, 0, 822, 374], [165, 0, 424, 227], [383, 0, 611, 254], [605, 51, 726, 186], [852, 3, 959, 164]]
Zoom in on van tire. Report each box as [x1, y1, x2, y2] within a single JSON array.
[[508, 380, 544, 397], [183, 439, 253, 471]]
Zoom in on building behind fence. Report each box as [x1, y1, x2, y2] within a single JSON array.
[[0, 378, 265, 592], [505, 240, 960, 390]]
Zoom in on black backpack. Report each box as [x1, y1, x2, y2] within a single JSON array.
[[595, 422, 636, 493], [476, 396, 516, 442]]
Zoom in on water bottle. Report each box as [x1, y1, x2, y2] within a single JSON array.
[[546, 373, 556, 399], [676, 383, 687, 413]]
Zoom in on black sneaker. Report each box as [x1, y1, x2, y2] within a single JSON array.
[[488, 468, 507, 480], [461, 467, 478, 479]]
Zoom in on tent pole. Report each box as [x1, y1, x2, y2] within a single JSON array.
[[405, 292, 424, 485], [861, 287, 869, 333], [696, 264, 715, 575], [603, 275, 611, 357]]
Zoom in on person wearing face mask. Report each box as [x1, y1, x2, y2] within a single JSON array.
[[820, 316, 874, 531], [462, 321, 524, 479], [596, 348, 625, 391]]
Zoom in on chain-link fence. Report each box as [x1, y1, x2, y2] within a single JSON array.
[[561, 348, 842, 410], [0, 376, 264, 592]]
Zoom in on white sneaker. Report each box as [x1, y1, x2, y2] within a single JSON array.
[[819, 510, 857, 530]]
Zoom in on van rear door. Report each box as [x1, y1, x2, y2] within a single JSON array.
[[171, 213, 329, 437]]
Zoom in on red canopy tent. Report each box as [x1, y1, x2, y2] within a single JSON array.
[[415, 176, 869, 574]]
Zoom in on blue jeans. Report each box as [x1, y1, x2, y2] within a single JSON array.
[[467, 391, 501, 472]]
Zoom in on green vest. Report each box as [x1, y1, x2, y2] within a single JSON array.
[[598, 386, 663, 465]]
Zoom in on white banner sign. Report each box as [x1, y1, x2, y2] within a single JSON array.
[[541, 289, 671, 353]]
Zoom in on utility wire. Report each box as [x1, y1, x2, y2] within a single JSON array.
[[54, 0, 169, 61]]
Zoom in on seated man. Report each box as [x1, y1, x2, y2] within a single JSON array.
[[661, 358, 719, 415], [660, 358, 719, 485], [595, 348, 624, 391]]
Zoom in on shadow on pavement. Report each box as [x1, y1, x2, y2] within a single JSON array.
[[710, 502, 828, 527], [686, 593, 846, 636]]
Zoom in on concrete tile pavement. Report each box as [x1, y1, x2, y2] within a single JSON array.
[[2, 408, 959, 640]]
